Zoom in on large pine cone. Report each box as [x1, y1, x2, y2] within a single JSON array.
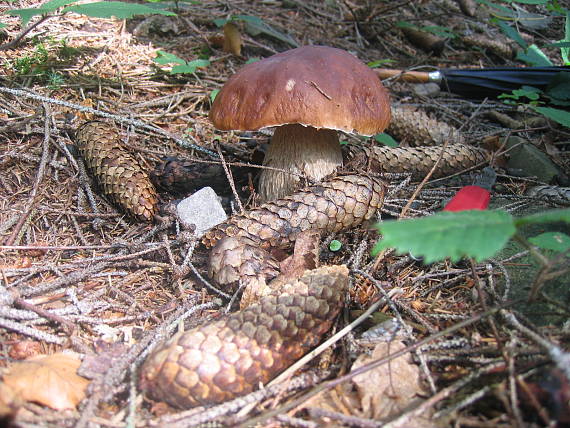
[[75, 121, 158, 221]]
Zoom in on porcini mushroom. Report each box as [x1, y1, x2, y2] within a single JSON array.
[[209, 45, 391, 201]]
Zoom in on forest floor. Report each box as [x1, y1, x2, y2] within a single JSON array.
[[0, 0, 569, 427]]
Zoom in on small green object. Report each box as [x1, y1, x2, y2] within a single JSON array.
[[212, 17, 227, 27], [367, 59, 394, 68], [329, 240, 342, 252], [516, 44, 553, 66], [529, 232, 570, 252], [374, 133, 398, 147], [420, 25, 456, 39], [171, 59, 210, 74], [154, 50, 186, 65], [210, 89, 220, 102]]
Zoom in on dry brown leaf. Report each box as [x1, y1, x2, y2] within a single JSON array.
[[223, 22, 242, 56], [2, 352, 90, 410], [8, 340, 42, 360], [76, 98, 94, 122], [278, 229, 320, 281], [352, 341, 426, 420], [0, 381, 20, 421]]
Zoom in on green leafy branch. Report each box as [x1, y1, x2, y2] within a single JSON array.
[[373, 208, 570, 298], [1, 0, 175, 50], [477, 0, 569, 65], [498, 79, 570, 129], [153, 50, 210, 74]]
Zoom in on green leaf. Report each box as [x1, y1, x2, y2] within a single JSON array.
[[516, 44, 554, 66], [170, 59, 210, 74], [7, 8, 47, 26], [395, 21, 416, 29], [494, 19, 528, 48], [476, 0, 514, 16], [244, 15, 298, 47], [233, 14, 263, 25], [374, 133, 398, 147], [7, 0, 79, 25], [245, 57, 260, 64], [509, 0, 547, 3], [213, 17, 227, 27], [547, 41, 570, 48], [421, 25, 456, 39], [367, 59, 395, 68], [531, 106, 570, 128], [63, 1, 176, 19], [214, 14, 263, 29], [508, 0, 547, 4], [329, 240, 342, 252], [529, 232, 570, 252], [210, 89, 220, 102], [498, 85, 542, 101], [373, 210, 516, 263], [153, 50, 187, 65], [42, 0, 78, 10], [562, 12, 570, 64], [516, 208, 570, 226], [545, 72, 570, 103]]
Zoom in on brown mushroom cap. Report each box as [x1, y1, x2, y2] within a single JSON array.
[[209, 45, 391, 136]]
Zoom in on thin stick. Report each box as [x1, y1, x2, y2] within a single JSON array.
[[217, 143, 244, 213], [399, 140, 449, 219], [0, 86, 218, 158], [4, 103, 51, 245], [0, 15, 51, 51]]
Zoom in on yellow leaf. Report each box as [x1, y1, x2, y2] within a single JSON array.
[[223, 22, 242, 56], [2, 353, 90, 410]]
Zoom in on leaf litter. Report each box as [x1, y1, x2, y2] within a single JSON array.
[[0, 1, 569, 427]]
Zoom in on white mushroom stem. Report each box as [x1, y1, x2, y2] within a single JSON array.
[[258, 123, 343, 201]]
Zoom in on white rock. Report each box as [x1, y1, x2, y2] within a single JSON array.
[[176, 187, 227, 238]]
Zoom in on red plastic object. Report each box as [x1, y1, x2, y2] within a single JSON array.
[[443, 185, 491, 212]]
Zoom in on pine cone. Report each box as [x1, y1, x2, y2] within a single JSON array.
[[202, 174, 387, 250], [461, 33, 516, 59], [388, 106, 464, 147], [75, 121, 158, 221], [139, 265, 349, 408], [346, 143, 489, 180]]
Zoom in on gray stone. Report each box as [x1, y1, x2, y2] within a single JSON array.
[[413, 82, 441, 98], [505, 137, 562, 183], [176, 187, 227, 238]]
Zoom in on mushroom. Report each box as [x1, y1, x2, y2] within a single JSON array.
[[209, 45, 391, 201]]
